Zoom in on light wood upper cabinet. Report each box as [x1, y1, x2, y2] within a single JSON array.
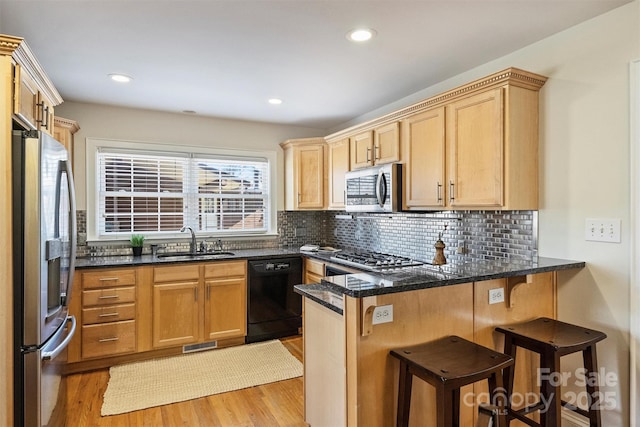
[[402, 81, 543, 210], [349, 130, 373, 169], [13, 63, 38, 129], [15, 63, 56, 135], [281, 138, 327, 210], [374, 122, 400, 165], [53, 116, 80, 171], [350, 123, 400, 170], [327, 138, 350, 209], [402, 107, 446, 209], [447, 88, 504, 207]]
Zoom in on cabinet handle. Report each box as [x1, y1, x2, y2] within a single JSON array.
[[207, 284, 211, 300], [437, 182, 443, 202], [36, 102, 50, 129], [297, 193, 301, 204], [194, 287, 198, 302], [366, 147, 371, 163], [449, 181, 455, 203], [99, 277, 119, 282], [98, 312, 119, 318], [374, 144, 380, 160], [98, 337, 119, 343], [98, 295, 119, 299]]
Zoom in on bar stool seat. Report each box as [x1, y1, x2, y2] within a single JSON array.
[[495, 317, 607, 427], [390, 335, 514, 427]]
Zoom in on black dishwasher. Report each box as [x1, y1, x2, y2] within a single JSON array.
[[246, 257, 302, 343]]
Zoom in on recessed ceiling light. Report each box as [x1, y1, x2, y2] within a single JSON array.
[[347, 28, 376, 42], [108, 73, 133, 83], [268, 98, 283, 105]]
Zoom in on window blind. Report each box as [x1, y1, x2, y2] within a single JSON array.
[[96, 149, 270, 237]]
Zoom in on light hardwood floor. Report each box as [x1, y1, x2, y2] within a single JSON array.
[[66, 337, 306, 426]]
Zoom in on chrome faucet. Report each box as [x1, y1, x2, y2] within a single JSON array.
[[180, 226, 197, 254], [214, 239, 223, 253]]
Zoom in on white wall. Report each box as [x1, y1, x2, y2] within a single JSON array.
[[55, 102, 324, 211], [340, 3, 640, 424]]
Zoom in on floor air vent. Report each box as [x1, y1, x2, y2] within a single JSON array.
[[183, 341, 218, 354]]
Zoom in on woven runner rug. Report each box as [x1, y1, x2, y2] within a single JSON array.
[[101, 340, 302, 416]]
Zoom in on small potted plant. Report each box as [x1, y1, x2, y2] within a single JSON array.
[[130, 234, 145, 256]]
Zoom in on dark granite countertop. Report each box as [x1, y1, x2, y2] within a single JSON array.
[[294, 256, 585, 306], [74, 248, 302, 269]]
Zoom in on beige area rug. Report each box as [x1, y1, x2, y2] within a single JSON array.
[[101, 340, 303, 416]]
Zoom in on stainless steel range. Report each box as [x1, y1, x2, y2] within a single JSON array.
[[331, 251, 423, 271]]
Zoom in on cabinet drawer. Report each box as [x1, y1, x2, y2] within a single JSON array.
[[82, 269, 136, 289], [81, 320, 136, 359], [305, 259, 325, 276], [154, 264, 200, 282], [83, 287, 135, 306], [204, 260, 246, 279], [82, 303, 136, 325]]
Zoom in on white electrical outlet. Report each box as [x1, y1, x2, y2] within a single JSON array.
[[489, 288, 505, 304], [585, 218, 621, 243], [372, 305, 394, 325]]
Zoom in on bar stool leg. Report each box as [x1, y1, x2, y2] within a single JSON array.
[[583, 344, 603, 427], [452, 387, 461, 427], [397, 361, 413, 427], [489, 370, 508, 427], [502, 335, 516, 425], [436, 385, 454, 427], [539, 351, 562, 427]]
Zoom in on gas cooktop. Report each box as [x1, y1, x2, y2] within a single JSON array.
[[330, 251, 423, 271]]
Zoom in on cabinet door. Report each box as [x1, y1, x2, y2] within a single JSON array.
[[447, 88, 504, 207], [327, 138, 350, 209], [204, 277, 246, 340], [350, 131, 373, 169], [152, 281, 200, 348], [374, 122, 400, 165], [295, 144, 325, 209], [13, 63, 38, 129], [402, 108, 446, 209]]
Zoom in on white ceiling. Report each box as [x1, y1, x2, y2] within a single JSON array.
[[0, 0, 631, 130]]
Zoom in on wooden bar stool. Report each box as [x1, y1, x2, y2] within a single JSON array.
[[390, 335, 514, 427], [495, 317, 607, 427]]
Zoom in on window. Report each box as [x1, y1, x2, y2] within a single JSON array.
[[87, 139, 276, 240]]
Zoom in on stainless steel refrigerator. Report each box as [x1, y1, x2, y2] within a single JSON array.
[[12, 130, 77, 427]]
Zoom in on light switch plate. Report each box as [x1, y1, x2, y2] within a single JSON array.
[[585, 218, 621, 243]]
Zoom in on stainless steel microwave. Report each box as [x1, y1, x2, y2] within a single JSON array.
[[345, 163, 402, 212]]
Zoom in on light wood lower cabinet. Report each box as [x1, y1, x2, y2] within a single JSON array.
[[204, 262, 247, 341], [70, 267, 138, 360], [303, 272, 557, 427], [152, 261, 247, 349], [304, 298, 346, 426], [68, 260, 247, 370]]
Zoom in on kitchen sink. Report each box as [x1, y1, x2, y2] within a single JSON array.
[[157, 251, 235, 259]]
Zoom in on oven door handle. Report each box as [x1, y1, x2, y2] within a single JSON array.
[[375, 169, 387, 208]]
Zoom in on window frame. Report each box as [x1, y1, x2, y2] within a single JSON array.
[[86, 138, 278, 242]]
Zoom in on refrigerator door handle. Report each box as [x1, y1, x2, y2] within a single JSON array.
[[60, 159, 77, 306], [42, 316, 76, 361]]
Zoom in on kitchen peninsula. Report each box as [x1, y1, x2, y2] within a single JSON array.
[[295, 256, 584, 427]]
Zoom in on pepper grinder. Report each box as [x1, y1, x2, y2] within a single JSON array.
[[432, 226, 447, 266]]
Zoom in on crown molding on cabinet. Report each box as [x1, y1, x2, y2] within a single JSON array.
[[0, 34, 63, 106], [325, 67, 547, 143]]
